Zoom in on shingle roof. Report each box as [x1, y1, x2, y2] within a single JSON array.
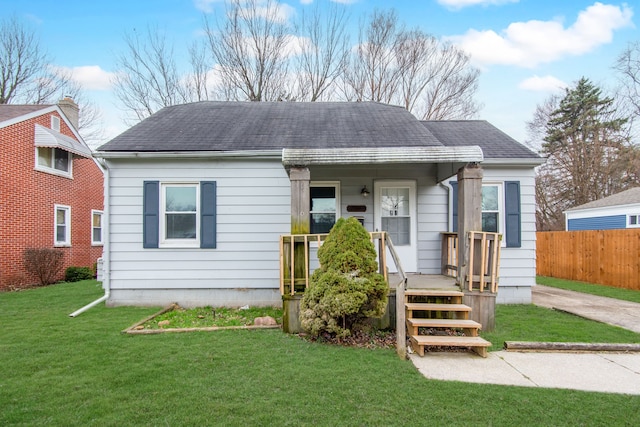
[[0, 104, 53, 124], [99, 101, 443, 152], [421, 120, 540, 159], [566, 187, 640, 211]]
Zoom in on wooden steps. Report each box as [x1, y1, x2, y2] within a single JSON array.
[[405, 289, 491, 357], [410, 335, 490, 357]]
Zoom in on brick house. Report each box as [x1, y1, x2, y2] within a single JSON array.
[[0, 99, 104, 290]]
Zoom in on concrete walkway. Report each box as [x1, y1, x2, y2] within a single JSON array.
[[532, 285, 640, 333], [410, 285, 640, 394]]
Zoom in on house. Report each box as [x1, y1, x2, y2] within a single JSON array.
[[0, 99, 104, 290], [95, 101, 542, 308], [564, 187, 640, 231]]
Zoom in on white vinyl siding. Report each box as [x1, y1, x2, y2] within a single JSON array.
[[105, 158, 290, 292]]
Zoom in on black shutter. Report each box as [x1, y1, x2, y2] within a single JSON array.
[[143, 181, 159, 248], [200, 181, 217, 249], [450, 181, 458, 232], [505, 181, 521, 248]]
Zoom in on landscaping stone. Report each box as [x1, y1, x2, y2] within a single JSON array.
[[254, 316, 277, 326]]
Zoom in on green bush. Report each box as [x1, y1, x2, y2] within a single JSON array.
[[300, 217, 388, 338], [65, 266, 94, 282]]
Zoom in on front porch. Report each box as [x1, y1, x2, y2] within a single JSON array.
[[279, 229, 501, 358]]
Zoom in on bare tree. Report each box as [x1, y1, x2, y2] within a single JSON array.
[[204, 0, 292, 101], [614, 41, 640, 119], [0, 16, 72, 104], [342, 10, 401, 104], [112, 26, 208, 122], [293, 3, 350, 101], [341, 10, 480, 119]]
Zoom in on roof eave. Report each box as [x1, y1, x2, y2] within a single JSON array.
[[282, 146, 484, 167], [93, 149, 283, 160], [482, 157, 545, 167]]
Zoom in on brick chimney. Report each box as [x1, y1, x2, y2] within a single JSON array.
[[57, 96, 79, 130]]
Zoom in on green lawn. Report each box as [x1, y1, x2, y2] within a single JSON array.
[[537, 276, 640, 303], [2, 281, 639, 426]]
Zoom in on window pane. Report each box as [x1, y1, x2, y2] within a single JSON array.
[[166, 187, 196, 212], [381, 217, 410, 245], [482, 213, 498, 232], [166, 213, 196, 238], [630, 216, 638, 225], [381, 188, 409, 216], [93, 228, 102, 242], [482, 186, 499, 211], [93, 213, 101, 227], [311, 213, 335, 234], [54, 148, 69, 172], [311, 187, 336, 212], [38, 147, 52, 167], [56, 209, 66, 225], [57, 225, 66, 242]]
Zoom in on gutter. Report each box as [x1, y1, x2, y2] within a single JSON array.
[[93, 149, 283, 160], [69, 158, 110, 317]]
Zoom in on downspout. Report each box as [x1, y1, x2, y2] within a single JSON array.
[[69, 158, 110, 317]]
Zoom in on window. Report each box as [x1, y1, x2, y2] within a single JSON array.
[[55, 205, 71, 246], [143, 181, 217, 249], [36, 147, 72, 176], [481, 184, 502, 233], [51, 115, 60, 131], [450, 180, 521, 248], [92, 210, 103, 245], [310, 182, 340, 234], [629, 214, 640, 227], [381, 187, 411, 245], [161, 183, 199, 246]]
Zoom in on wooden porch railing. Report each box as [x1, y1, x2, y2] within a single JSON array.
[[279, 231, 391, 296], [279, 231, 408, 359], [441, 231, 502, 293]]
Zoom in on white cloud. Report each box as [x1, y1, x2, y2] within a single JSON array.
[[449, 2, 634, 68], [194, 0, 224, 13], [54, 65, 115, 91], [437, 0, 517, 10], [519, 75, 568, 92]]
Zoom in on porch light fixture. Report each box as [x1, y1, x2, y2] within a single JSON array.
[[361, 186, 370, 198]]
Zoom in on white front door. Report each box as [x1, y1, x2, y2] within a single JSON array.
[[374, 181, 417, 273]]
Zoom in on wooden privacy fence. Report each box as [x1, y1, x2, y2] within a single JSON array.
[[536, 230, 640, 290]]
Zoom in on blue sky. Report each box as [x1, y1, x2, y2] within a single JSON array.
[[3, 0, 637, 146]]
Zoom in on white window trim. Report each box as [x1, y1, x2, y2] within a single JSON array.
[[310, 181, 341, 236], [482, 182, 506, 246], [91, 210, 104, 246], [51, 115, 60, 131], [35, 147, 73, 178], [54, 204, 71, 247], [628, 214, 640, 228], [159, 182, 200, 248]]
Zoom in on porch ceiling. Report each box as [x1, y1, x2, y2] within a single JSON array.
[[282, 146, 483, 183]]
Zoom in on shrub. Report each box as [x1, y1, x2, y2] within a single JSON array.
[[300, 217, 388, 338], [65, 266, 95, 282], [23, 248, 64, 286]]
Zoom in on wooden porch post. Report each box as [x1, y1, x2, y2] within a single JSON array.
[[457, 163, 497, 331], [289, 167, 310, 288], [456, 163, 483, 284]]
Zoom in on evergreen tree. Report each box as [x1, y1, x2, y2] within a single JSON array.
[[537, 77, 637, 229]]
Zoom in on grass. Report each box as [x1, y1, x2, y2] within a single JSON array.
[[1, 280, 640, 426], [145, 305, 283, 329], [481, 304, 640, 351], [537, 276, 640, 303]]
